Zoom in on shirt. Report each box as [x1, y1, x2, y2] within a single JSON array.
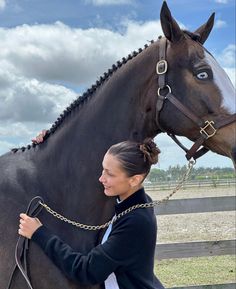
[[32, 187, 165, 289], [101, 216, 119, 289]]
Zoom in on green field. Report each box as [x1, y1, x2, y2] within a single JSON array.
[[155, 255, 236, 287]]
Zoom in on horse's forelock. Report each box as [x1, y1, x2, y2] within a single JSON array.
[[183, 30, 201, 42]]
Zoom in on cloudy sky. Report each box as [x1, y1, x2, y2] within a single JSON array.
[[0, 0, 235, 169]]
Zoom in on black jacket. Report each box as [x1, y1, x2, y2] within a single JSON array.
[[32, 188, 165, 289]]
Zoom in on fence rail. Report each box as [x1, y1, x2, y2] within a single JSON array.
[[154, 191, 236, 289], [167, 284, 236, 289], [155, 196, 236, 215], [145, 179, 236, 190], [156, 239, 235, 260]]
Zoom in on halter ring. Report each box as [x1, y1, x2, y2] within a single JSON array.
[[157, 85, 172, 97]]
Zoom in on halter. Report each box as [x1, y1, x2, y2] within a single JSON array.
[[156, 37, 236, 161]]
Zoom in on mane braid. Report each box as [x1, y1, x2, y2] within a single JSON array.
[[11, 41, 154, 153]]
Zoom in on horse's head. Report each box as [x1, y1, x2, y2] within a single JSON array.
[[155, 1, 236, 165]]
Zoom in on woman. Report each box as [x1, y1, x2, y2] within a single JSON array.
[[19, 135, 165, 289]]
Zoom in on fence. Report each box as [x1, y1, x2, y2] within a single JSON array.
[[145, 179, 236, 191], [153, 192, 236, 289]]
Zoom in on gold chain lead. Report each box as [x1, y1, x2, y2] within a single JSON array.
[[39, 160, 195, 231]]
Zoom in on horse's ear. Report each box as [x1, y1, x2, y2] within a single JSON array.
[[194, 13, 215, 44], [160, 1, 183, 42]]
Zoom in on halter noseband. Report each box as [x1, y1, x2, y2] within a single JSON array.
[[155, 37, 236, 161]]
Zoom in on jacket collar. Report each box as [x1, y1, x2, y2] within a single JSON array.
[[115, 187, 147, 215]]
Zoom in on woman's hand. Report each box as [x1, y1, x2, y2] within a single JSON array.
[[32, 129, 47, 144], [18, 213, 42, 239]]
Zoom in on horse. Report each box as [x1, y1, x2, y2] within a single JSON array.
[[0, 1, 235, 289]]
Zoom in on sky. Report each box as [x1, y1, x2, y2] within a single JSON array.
[[0, 0, 235, 169]]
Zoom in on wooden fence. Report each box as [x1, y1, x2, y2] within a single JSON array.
[[153, 194, 236, 289], [145, 178, 236, 190]]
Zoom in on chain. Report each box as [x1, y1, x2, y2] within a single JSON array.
[[39, 160, 195, 231]]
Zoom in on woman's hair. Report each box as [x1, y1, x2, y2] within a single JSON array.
[[108, 138, 160, 178]]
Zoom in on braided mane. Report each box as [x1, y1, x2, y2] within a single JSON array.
[[12, 40, 155, 153]]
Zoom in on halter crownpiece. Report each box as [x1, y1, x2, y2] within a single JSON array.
[[155, 37, 236, 161]]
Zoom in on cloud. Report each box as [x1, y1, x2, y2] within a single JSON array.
[[215, 0, 228, 3], [0, 21, 163, 87], [0, 19, 234, 161], [214, 19, 227, 29], [0, 121, 35, 137], [1, 19, 232, 123], [0, 119, 53, 149], [0, 0, 6, 10], [0, 19, 163, 124], [86, 0, 134, 5], [0, 140, 15, 155], [217, 44, 236, 68], [0, 70, 77, 123], [213, 44, 236, 86], [0, 19, 163, 153], [0, 22, 148, 85]]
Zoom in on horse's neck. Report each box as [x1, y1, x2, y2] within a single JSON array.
[[39, 49, 157, 176], [2, 45, 159, 239]]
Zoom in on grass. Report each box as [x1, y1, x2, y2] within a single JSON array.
[[154, 255, 236, 287], [151, 186, 236, 287]]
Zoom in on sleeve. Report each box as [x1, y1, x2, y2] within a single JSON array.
[[31, 213, 153, 285], [31, 226, 117, 285]]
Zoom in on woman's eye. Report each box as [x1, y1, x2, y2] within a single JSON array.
[[196, 71, 209, 80], [102, 170, 113, 177]]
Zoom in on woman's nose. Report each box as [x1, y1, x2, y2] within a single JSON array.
[[99, 175, 104, 183]]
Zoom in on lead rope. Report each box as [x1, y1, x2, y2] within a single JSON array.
[[7, 160, 195, 289], [39, 160, 196, 231], [7, 196, 44, 289]]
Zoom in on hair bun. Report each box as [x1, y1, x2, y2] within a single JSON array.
[[139, 138, 160, 165]]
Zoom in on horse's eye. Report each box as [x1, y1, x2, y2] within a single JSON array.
[[197, 71, 209, 79]]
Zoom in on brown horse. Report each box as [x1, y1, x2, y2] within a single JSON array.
[[0, 2, 235, 289]]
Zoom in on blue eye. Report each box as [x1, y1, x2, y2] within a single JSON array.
[[197, 71, 209, 79]]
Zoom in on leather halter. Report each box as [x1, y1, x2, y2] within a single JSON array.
[[156, 37, 236, 161]]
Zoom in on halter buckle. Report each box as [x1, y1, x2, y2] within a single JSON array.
[[156, 60, 168, 74], [200, 120, 217, 139]]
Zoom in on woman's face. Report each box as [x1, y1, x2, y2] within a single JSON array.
[[99, 153, 141, 201]]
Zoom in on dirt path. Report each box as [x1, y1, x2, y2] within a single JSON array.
[[144, 186, 236, 243], [146, 186, 235, 200]]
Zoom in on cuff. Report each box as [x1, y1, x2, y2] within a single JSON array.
[[31, 225, 54, 251]]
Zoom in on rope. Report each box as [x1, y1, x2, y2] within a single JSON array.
[[7, 196, 44, 289]]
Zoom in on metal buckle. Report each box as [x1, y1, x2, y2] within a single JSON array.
[[200, 120, 217, 139], [156, 60, 168, 75], [157, 85, 171, 97]]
